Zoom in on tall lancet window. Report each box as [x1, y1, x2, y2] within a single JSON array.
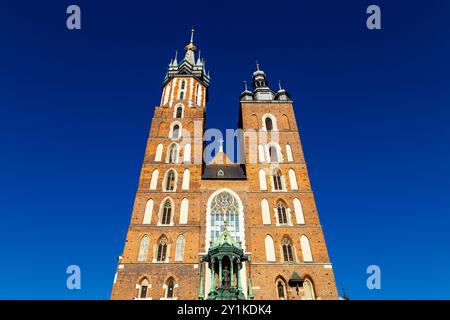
[[265, 117, 273, 131], [166, 278, 175, 298], [171, 124, 180, 139], [176, 106, 183, 118], [167, 144, 179, 163], [282, 237, 294, 263], [273, 169, 283, 191], [277, 201, 288, 225], [161, 199, 172, 225], [157, 236, 168, 262], [164, 169, 176, 191], [137, 235, 149, 262], [269, 145, 279, 163], [209, 191, 240, 243]]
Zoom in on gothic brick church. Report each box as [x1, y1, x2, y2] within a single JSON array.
[[110, 30, 338, 300]]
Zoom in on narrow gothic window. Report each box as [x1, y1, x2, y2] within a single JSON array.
[[304, 278, 315, 300], [165, 169, 176, 191], [179, 91, 184, 100], [180, 80, 185, 90], [175, 234, 185, 261], [167, 144, 178, 163], [277, 280, 286, 300], [176, 106, 183, 118], [166, 278, 175, 298], [282, 237, 294, 262], [161, 200, 172, 225], [172, 124, 180, 139], [265, 117, 273, 131], [157, 237, 168, 262], [277, 201, 288, 224], [273, 169, 283, 191], [269, 145, 278, 163], [140, 279, 149, 299], [138, 235, 149, 262]]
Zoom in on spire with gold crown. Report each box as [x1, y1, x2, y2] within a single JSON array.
[[164, 28, 210, 88]]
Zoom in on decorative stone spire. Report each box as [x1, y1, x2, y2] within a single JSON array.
[[196, 50, 202, 66], [275, 79, 291, 101], [240, 80, 253, 101], [172, 50, 178, 66]]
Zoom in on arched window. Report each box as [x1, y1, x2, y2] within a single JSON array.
[[167, 143, 179, 163], [209, 191, 241, 243], [171, 124, 180, 139], [157, 237, 168, 262], [265, 235, 276, 261], [303, 278, 315, 300], [269, 145, 279, 163], [294, 198, 305, 224], [166, 278, 175, 298], [276, 279, 287, 300], [175, 105, 183, 118], [138, 235, 149, 262], [164, 169, 177, 191], [139, 278, 149, 299], [158, 121, 168, 137], [263, 114, 277, 131], [179, 198, 188, 224], [143, 199, 153, 224], [180, 80, 185, 90], [179, 92, 184, 100], [175, 235, 185, 261], [286, 144, 293, 162], [288, 169, 298, 190], [183, 144, 191, 163], [155, 143, 163, 162], [150, 169, 159, 190], [261, 198, 271, 224], [259, 169, 267, 190], [160, 199, 172, 225], [258, 144, 265, 162], [282, 114, 290, 129], [277, 201, 288, 225], [265, 117, 273, 131], [282, 237, 294, 263], [249, 114, 258, 129], [300, 235, 313, 262], [273, 169, 284, 191], [182, 169, 190, 190]]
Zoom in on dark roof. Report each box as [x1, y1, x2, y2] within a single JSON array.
[[202, 164, 247, 180]]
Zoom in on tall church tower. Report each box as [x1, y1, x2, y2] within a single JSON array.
[[237, 65, 338, 299], [111, 29, 209, 300], [111, 31, 338, 300]]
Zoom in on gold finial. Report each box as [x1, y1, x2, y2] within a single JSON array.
[[185, 27, 197, 51], [223, 219, 228, 231]]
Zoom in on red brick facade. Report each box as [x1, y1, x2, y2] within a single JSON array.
[[110, 36, 338, 300]]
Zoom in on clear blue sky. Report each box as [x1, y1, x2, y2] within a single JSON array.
[[1, 0, 449, 299]]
